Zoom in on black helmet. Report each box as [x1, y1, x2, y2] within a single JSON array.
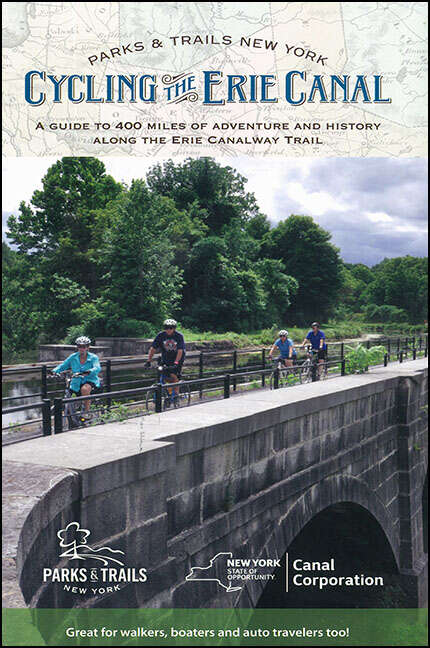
[[311, 322, 320, 328]]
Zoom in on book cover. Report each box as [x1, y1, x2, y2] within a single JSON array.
[[2, 2, 428, 646]]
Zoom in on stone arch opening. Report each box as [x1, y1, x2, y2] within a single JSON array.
[[256, 502, 409, 608]]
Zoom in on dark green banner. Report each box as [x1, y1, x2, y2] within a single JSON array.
[[2, 609, 428, 647]]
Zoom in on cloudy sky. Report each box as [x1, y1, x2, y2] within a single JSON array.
[[2, 156, 427, 266]]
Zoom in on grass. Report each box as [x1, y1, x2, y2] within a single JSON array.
[[3, 321, 427, 365], [180, 321, 427, 348], [179, 324, 359, 347]]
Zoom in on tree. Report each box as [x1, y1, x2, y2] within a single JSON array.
[[7, 157, 123, 297], [364, 304, 409, 323], [363, 256, 428, 323], [146, 157, 261, 233], [184, 237, 266, 331], [254, 259, 299, 326], [2, 248, 46, 356], [262, 215, 343, 324], [95, 179, 184, 330]]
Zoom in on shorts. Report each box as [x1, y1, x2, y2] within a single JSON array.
[[71, 381, 101, 396], [280, 357, 294, 365], [160, 362, 184, 379], [316, 349, 327, 360]]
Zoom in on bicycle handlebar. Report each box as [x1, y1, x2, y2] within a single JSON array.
[[51, 370, 91, 378]]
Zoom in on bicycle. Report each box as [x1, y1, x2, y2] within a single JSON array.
[[145, 364, 191, 411], [269, 357, 296, 389], [299, 345, 328, 382], [50, 370, 105, 430]]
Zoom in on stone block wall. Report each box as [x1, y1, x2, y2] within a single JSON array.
[[3, 361, 427, 612], [38, 345, 111, 362]]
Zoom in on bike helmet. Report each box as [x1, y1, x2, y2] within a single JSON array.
[[75, 335, 91, 346], [278, 330, 288, 337], [163, 319, 177, 328], [311, 322, 320, 328]]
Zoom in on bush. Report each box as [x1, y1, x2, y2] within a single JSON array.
[[344, 344, 387, 374], [365, 303, 409, 323], [114, 319, 155, 338], [64, 319, 156, 343], [63, 325, 91, 345]]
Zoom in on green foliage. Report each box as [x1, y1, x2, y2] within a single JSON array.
[[63, 325, 91, 345], [3, 156, 428, 363], [344, 344, 387, 374], [96, 179, 184, 327], [262, 215, 344, 324], [364, 303, 409, 323], [285, 371, 300, 386], [115, 320, 155, 338], [7, 157, 123, 297], [146, 157, 260, 233], [93, 401, 141, 424], [255, 258, 299, 325], [147, 157, 299, 330], [369, 256, 427, 323], [2, 250, 47, 357], [183, 236, 268, 331]]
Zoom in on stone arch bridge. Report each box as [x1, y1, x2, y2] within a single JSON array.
[[3, 359, 427, 610]]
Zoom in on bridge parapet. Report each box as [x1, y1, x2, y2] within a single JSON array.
[[2, 359, 428, 610]]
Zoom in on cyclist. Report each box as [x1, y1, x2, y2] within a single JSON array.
[[269, 330, 296, 368], [145, 319, 186, 407], [301, 322, 327, 376], [51, 336, 102, 416]]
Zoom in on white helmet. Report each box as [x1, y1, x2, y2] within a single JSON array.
[[278, 330, 288, 337], [75, 335, 91, 346], [163, 319, 177, 328]]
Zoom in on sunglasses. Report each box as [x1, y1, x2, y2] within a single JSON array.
[[77, 344, 89, 348]]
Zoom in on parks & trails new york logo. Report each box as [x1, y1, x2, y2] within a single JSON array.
[[42, 522, 148, 598]]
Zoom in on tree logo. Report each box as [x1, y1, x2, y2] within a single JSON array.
[[57, 521, 125, 566]]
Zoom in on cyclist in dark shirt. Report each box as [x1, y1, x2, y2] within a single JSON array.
[[301, 321, 327, 377], [145, 319, 185, 403]]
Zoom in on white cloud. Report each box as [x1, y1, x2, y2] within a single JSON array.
[[365, 211, 393, 223], [285, 181, 348, 217], [395, 224, 425, 233], [2, 156, 427, 265]]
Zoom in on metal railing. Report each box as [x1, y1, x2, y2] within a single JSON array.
[[2, 335, 428, 440], [3, 334, 427, 398]]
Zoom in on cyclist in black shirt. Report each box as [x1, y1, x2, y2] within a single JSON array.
[[145, 319, 185, 402]]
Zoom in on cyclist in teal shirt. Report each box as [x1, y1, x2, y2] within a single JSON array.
[[52, 336, 101, 414], [269, 330, 296, 367]]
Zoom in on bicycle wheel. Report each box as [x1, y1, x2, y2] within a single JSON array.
[[88, 395, 108, 424], [299, 360, 313, 383], [145, 385, 158, 411], [176, 382, 191, 408], [162, 386, 174, 410], [278, 368, 291, 388], [320, 361, 328, 381], [269, 368, 286, 389], [269, 371, 276, 390], [65, 395, 82, 430]]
